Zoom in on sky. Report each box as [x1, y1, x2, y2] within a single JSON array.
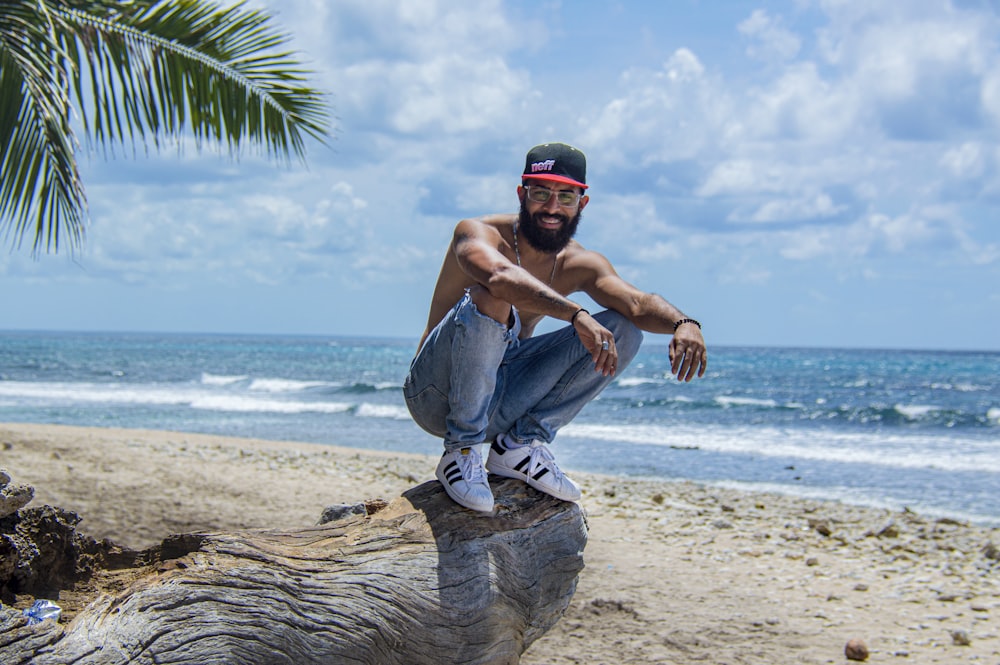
[[2, 0, 999, 351]]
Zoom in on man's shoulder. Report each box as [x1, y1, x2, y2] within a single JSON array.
[[457, 213, 517, 229], [454, 214, 517, 241], [562, 239, 603, 262], [562, 240, 616, 274]]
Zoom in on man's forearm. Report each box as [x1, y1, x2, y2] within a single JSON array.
[[485, 263, 583, 321], [632, 292, 697, 334]]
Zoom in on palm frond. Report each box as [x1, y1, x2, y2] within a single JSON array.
[[0, 0, 331, 255], [0, 0, 86, 253], [58, 0, 329, 161]]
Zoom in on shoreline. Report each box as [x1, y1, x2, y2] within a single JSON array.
[[2, 422, 998, 663]]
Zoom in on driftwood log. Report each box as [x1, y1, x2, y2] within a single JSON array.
[[0, 474, 587, 665]]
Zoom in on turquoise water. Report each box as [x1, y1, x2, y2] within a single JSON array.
[[1, 331, 997, 524]]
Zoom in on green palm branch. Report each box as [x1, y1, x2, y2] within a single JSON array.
[[0, 0, 330, 255]]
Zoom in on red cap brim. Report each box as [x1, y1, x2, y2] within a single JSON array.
[[522, 174, 589, 189]]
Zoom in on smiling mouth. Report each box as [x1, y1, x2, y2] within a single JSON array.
[[538, 213, 567, 227]]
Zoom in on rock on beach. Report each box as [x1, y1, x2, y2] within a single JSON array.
[[845, 638, 869, 661]]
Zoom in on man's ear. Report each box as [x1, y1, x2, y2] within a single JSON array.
[[579, 194, 590, 211]]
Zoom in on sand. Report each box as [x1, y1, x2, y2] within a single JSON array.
[[2, 422, 998, 664]]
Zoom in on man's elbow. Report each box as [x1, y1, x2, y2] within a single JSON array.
[[483, 264, 520, 298], [631, 292, 660, 317]]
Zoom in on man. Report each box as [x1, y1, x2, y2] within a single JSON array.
[[404, 142, 707, 513]]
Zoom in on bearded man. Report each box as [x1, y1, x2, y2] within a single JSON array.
[[404, 142, 707, 512]]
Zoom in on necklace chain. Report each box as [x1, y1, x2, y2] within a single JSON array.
[[513, 222, 557, 285]]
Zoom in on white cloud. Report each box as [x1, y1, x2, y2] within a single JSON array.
[[866, 211, 938, 253], [740, 62, 863, 143], [386, 56, 529, 134], [282, 0, 534, 139], [815, 2, 1000, 141], [350, 244, 428, 286], [739, 9, 802, 62], [665, 48, 706, 82], [451, 174, 514, 215], [581, 48, 730, 168], [716, 255, 773, 285], [775, 204, 990, 263], [587, 194, 674, 240], [981, 68, 1000, 124], [635, 241, 682, 262], [77, 170, 376, 286], [742, 192, 845, 224], [698, 160, 777, 197], [940, 142, 986, 179]]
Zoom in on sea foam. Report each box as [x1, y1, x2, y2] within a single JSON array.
[[559, 422, 1000, 473]]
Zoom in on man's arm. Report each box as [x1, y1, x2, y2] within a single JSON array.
[[581, 253, 708, 382], [452, 218, 620, 376], [452, 217, 581, 323]]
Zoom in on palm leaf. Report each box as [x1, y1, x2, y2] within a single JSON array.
[[0, 0, 331, 255], [0, 0, 86, 252], [62, 0, 329, 158]]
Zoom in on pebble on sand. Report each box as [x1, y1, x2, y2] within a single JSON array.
[[844, 638, 869, 661]]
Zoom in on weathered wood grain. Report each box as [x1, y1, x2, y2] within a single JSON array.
[[2, 478, 586, 665]]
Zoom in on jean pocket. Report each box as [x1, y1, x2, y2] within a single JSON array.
[[404, 383, 448, 438]]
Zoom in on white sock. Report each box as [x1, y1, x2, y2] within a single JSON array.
[[500, 433, 528, 449]]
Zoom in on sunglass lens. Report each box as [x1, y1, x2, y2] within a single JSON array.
[[528, 188, 551, 203]]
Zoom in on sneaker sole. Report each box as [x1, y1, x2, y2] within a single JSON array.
[[526, 477, 581, 502]]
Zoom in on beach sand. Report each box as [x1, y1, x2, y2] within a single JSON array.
[[2, 422, 998, 664]]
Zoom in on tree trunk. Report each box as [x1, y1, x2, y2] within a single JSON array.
[[1, 478, 587, 665]]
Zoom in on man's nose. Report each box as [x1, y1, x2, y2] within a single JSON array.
[[541, 193, 562, 211]]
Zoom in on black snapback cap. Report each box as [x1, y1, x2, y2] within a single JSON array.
[[522, 142, 588, 189]]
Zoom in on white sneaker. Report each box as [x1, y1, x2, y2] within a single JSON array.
[[436, 446, 494, 513], [487, 435, 582, 502]]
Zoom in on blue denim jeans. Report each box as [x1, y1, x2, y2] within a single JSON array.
[[404, 291, 643, 451]]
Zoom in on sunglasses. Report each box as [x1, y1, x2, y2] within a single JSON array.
[[525, 186, 582, 207]]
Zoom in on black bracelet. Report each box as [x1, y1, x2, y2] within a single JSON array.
[[673, 318, 701, 331], [570, 308, 589, 325]]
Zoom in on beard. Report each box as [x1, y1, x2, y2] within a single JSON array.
[[517, 198, 582, 253]]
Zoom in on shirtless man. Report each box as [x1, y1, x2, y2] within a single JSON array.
[[404, 142, 707, 513]]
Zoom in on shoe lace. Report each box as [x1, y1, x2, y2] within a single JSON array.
[[458, 448, 488, 484], [527, 442, 566, 481]]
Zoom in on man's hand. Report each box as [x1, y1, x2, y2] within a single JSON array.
[[573, 312, 618, 376], [669, 325, 707, 382]]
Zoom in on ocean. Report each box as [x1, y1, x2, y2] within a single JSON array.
[[1, 330, 998, 526]]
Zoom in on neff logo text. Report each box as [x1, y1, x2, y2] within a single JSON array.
[[530, 160, 556, 173]]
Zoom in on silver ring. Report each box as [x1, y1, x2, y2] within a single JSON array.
[[601, 340, 610, 351]]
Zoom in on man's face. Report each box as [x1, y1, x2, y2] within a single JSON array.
[[517, 181, 587, 253]]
